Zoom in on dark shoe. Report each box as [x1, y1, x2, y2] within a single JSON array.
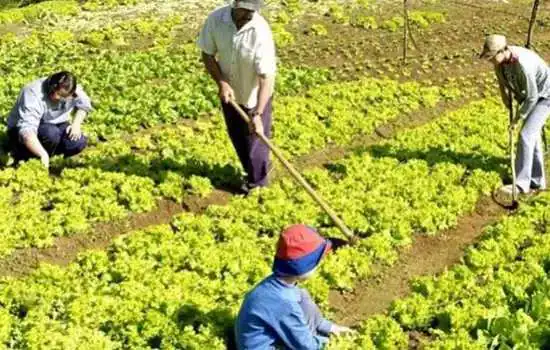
[[239, 182, 251, 195], [530, 183, 547, 193]]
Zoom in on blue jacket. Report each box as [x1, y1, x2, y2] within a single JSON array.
[[235, 275, 332, 350]]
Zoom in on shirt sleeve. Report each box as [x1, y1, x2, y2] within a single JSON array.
[[299, 289, 333, 336], [518, 61, 539, 119], [16, 88, 44, 138], [254, 28, 276, 77], [495, 67, 511, 108], [198, 14, 217, 56], [74, 85, 93, 112], [276, 301, 328, 350]]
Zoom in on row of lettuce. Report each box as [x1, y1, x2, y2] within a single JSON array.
[[0, 75, 472, 258], [0, 0, 468, 145], [0, 0, 446, 33], [0, 9, 470, 144], [0, 0, 148, 23], [0, 28, 335, 143], [330, 184, 550, 349], [0, 97, 511, 348]]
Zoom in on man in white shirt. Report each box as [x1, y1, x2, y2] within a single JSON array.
[[198, 0, 276, 193]]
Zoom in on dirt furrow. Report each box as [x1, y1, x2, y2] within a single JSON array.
[[0, 94, 483, 278], [330, 196, 506, 326], [0, 191, 231, 278]]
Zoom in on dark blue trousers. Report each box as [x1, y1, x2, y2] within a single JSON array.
[[221, 98, 273, 188], [8, 122, 88, 162]]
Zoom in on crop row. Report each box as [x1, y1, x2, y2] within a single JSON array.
[[0, 29, 335, 143], [329, 190, 550, 349], [0, 97, 508, 348], [0, 76, 459, 258]]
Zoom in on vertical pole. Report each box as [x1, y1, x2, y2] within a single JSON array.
[[526, 0, 540, 49], [525, 0, 547, 151], [403, 0, 409, 63]]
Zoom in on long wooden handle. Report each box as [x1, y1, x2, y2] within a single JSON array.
[[509, 98, 518, 202], [229, 100, 355, 241]]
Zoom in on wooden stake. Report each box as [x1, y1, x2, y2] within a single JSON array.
[[526, 0, 540, 49], [407, 15, 420, 51], [403, 0, 409, 63], [525, 0, 547, 152]]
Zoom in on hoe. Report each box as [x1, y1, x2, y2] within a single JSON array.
[[230, 100, 358, 245]]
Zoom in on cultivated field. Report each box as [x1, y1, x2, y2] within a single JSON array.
[[0, 0, 549, 348]]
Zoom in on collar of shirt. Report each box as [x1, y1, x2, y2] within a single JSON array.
[[221, 6, 260, 34], [273, 275, 298, 288], [502, 52, 519, 66]]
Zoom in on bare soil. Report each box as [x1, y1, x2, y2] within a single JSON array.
[[0, 96, 480, 279], [329, 196, 507, 326]]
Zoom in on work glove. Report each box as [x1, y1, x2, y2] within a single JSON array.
[[40, 154, 50, 169], [330, 324, 355, 335]]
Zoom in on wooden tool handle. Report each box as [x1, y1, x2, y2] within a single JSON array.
[[509, 98, 518, 202], [229, 100, 355, 241]]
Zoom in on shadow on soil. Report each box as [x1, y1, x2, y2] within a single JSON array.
[[52, 152, 246, 195]]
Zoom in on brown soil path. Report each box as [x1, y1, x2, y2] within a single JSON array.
[[0, 94, 482, 278], [0, 191, 231, 278], [329, 196, 506, 326]]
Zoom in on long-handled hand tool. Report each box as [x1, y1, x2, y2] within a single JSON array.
[[543, 128, 549, 154], [229, 100, 357, 243], [508, 98, 520, 210]]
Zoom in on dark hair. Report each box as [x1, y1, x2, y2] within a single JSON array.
[[46, 71, 77, 96]]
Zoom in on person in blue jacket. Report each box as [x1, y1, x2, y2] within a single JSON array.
[[235, 224, 353, 349]]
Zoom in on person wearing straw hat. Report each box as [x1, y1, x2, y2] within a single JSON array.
[[480, 34, 550, 195], [235, 224, 353, 349], [198, 0, 276, 194]]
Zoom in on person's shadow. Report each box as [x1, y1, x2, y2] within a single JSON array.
[[172, 304, 237, 349]]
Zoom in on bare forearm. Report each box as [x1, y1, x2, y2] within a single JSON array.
[[21, 132, 48, 158], [256, 75, 274, 115], [73, 109, 87, 126], [202, 52, 226, 87]]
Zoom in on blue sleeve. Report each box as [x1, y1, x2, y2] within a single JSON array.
[[298, 289, 333, 336], [317, 319, 333, 336], [275, 301, 327, 350]]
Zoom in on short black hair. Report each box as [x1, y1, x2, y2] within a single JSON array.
[[46, 71, 77, 96]]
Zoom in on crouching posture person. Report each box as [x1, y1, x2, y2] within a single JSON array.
[[235, 224, 353, 349], [480, 34, 550, 194], [7, 71, 92, 168]]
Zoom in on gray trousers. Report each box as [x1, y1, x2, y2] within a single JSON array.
[[516, 98, 550, 192]]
